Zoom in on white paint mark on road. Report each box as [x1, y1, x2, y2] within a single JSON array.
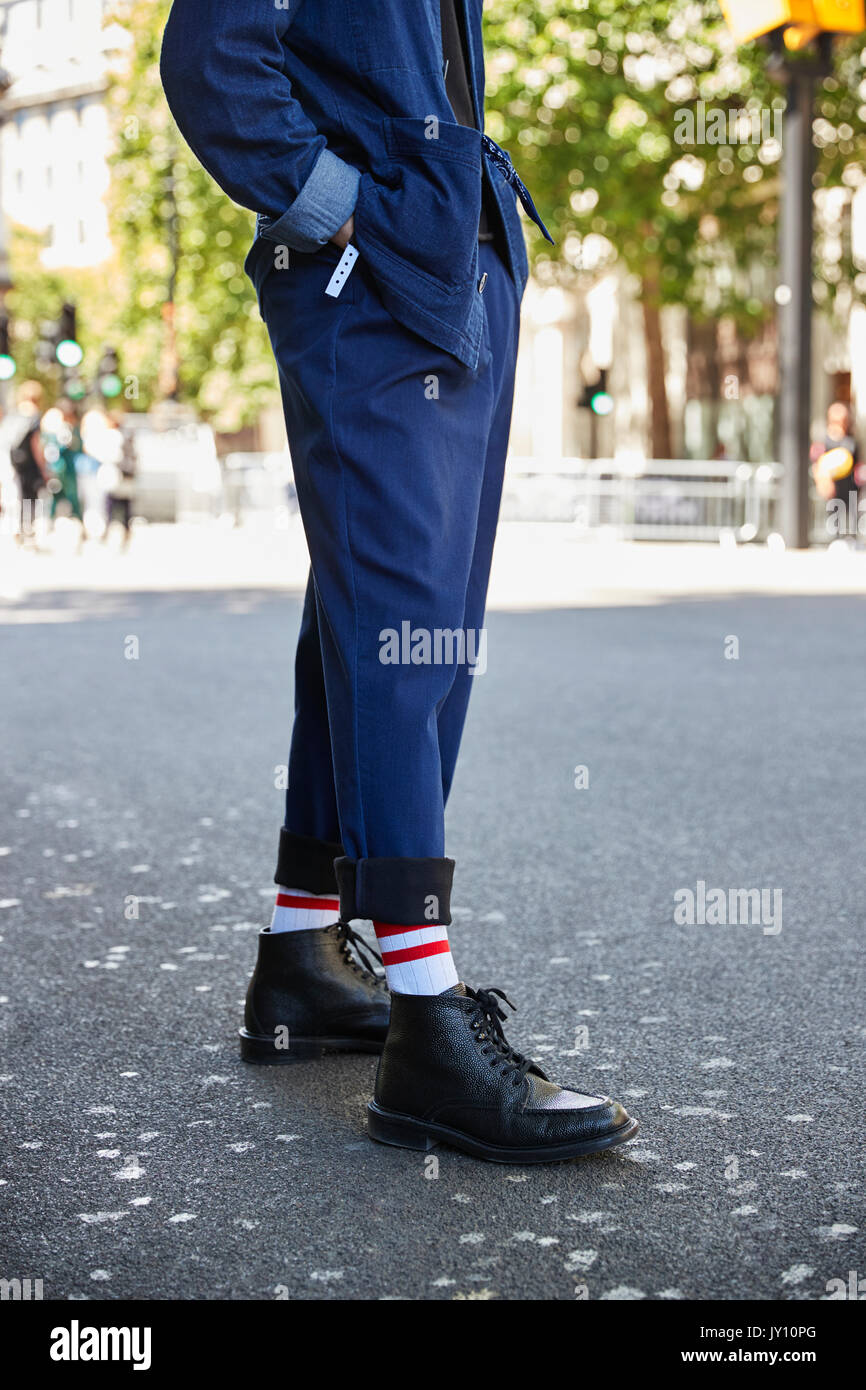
[[816, 1223, 858, 1240], [114, 1158, 145, 1180], [564, 1250, 598, 1273]]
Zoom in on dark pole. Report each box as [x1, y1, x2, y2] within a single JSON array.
[[0, 63, 13, 413], [777, 68, 814, 549], [589, 407, 598, 461], [159, 145, 180, 402]]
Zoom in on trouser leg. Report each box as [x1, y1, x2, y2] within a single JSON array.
[[258, 240, 518, 927], [436, 243, 520, 803], [273, 570, 344, 899], [283, 570, 342, 847]]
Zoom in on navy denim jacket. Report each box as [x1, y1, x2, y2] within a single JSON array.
[[160, 0, 552, 369]]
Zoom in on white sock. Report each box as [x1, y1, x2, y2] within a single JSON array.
[[373, 920, 459, 995], [269, 885, 340, 933]]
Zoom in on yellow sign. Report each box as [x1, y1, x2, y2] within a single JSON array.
[[720, 0, 865, 43]]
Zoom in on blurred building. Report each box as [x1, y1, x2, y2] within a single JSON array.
[[0, 0, 117, 268]]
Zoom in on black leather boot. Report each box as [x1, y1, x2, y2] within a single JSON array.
[[239, 922, 390, 1062], [367, 985, 638, 1162]]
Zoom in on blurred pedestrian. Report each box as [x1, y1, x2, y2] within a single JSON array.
[[8, 381, 50, 544], [96, 412, 137, 546], [43, 397, 88, 544], [811, 401, 861, 539]]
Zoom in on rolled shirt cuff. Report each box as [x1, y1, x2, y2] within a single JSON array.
[[260, 147, 360, 253]]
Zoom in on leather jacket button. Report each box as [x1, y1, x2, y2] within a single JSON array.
[[478, 272, 488, 294]]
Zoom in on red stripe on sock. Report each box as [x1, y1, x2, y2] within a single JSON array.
[[379, 940, 452, 966], [373, 921, 436, 938], [276, 894, 339, 912]]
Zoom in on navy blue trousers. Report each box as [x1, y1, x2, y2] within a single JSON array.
[[251, 238, 519, 923]]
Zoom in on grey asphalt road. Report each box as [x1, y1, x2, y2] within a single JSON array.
[[1, 583, 863, 1301]]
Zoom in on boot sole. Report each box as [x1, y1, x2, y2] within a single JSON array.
[[239, 1028, 384, 1063], [366, 1100, 639, 1164]]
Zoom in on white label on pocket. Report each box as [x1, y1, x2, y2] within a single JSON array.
[[325, 244, 359, 298]]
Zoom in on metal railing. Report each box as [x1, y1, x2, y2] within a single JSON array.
[[501, 457, 847, 543], [219, 452, 850, 545]]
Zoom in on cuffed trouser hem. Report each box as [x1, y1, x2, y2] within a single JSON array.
[[274, 829, 344, 895], [335, 856, 454, 927]]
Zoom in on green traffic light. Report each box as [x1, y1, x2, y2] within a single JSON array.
[[100, 373, 123, 399], [0, 353, 16, 381], [590, 390, 614, 417], [56, 338, 84, 369]]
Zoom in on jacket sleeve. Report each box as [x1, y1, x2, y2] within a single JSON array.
[[160, 0, 359, 252]]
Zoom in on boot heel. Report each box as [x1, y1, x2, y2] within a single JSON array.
[[366, 1101, 436, 1151], [239, 1029, 325, 1063]]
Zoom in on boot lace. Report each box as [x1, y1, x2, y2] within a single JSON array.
[[335, 919, 385, 985], [466, 986, 534, 1087]]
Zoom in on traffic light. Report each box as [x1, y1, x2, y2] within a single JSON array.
[[579, 367, 614, 417], [98, 346, 122, 399], [55, 301, 83, 369], [719, 0, 864, 45], [36, 320, 56, 370], [0, 316, 16, 381]]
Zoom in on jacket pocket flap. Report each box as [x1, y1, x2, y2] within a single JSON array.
[[383, 116, 482, 169]]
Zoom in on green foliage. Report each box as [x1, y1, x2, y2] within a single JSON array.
[[7, 224, 117, 397], [482, 0, 866, 326], [105, 0, 275, 428]]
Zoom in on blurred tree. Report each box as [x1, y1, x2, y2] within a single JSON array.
[[483, 0, 787, 456], [805, 31, 866, 326], [6, 224, 114, 398], [106, 0, 277, 429]]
